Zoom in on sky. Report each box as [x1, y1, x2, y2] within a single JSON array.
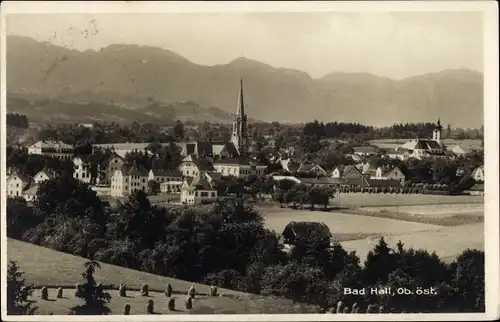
[[6, 11, 483, 79]]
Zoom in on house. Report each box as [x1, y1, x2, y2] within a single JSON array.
[[358, 163, 378, 177], [28, 140, 74, 159], [6, 173, 31, 198], [107, 153, 125, 183], [148, 169, 183, 184], [204, 171, 223, 184], [213, 157, 267, 178], [110, 163, 149, 197], [279, 158, 300, 173], [472, 165, 484, 182], [372, 166, 406, 186], [282, 221, 332, 247], [352, 146, 379, 156], [148, 169, 184, 194], [449, 144, 472, 157], [33, 169, 58, 184], [296, 163, 327, 176], [384, 148, 410, 161], [341, 165, 364, 179], [330, 165, 350, 178], [180, 176, 218, 205], [23, 184, 39, 202], [299, 177, 345, 189], [73, 156, 93, 184], [179, 155, 215, 178], [93, 143, 151, 159]]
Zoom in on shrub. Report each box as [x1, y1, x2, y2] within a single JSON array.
[[141, 284, 149, 296], [40, 287, 48, 300], [168, 298, 175, 311], [165, 283, 172, 297], [146, 299, 154, 314], [7, 261, 37, 315], [124, 304, 131, 315], [119, 283, 126, 297], [56, 287, 63, 299], [185, 296, 193, 309]]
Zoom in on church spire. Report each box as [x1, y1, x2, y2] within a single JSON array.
[[236, 78, 245, 118]]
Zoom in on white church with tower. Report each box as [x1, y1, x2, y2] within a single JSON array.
[[396, 118, 447, 159]]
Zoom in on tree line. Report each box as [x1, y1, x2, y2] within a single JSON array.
[[7, 113, 29, 129]]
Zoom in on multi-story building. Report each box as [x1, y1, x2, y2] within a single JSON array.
[[371, 166, 407, 186], [73, 156, 93, 184], [107, 153, 125, 183], [213, 157, 267, 179], [110, 163, 149, 197], [179, 155, 215, 178], [33, 168, 58, 184], [472, 165, 484, 182], [148, 169, 184, 193], [180, 176, 218, 205], [6, 172, 31, 198], [28, 140, 74, 160]]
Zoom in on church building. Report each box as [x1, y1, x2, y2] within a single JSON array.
[[395, 118, 447, 159]]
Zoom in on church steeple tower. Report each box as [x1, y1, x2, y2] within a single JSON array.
[[433, 117, 443, 145], [231, 78, 249, 155]]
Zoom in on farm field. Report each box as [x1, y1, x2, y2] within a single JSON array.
[[360, 203, 484, 217], [7, 239, 319, 314], [262, 210, 442, 241], [331, 193, 483, 208], [341, 222, 484, 264]]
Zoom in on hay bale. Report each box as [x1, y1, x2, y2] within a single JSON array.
[[165, 283, 172, 297], [336, 301, 344, 313], [141, 284, 149, 296], [146, 299, 154, 314], [187, 284, 196, 299], [56, 287, 63, 298], [185, 296, 193, 310], [40, 286, 48, 300], [119, 283, 127, 297], [124, 304, 131, 315], [209, 285, 217, 297], [168, 297, 175, 311]]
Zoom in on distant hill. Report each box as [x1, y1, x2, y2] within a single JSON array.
[[6, 94, 236, 125], [7, 35, 484, 128]]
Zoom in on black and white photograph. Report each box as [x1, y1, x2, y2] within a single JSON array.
[[1, 1, 499, 320]]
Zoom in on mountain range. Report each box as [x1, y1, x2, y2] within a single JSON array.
[[6, 35, 484, 128]]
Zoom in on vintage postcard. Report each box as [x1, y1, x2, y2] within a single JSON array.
[[1, 1, 498, 321]]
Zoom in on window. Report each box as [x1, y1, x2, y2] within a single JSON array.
[[142, 178, 146, 183]]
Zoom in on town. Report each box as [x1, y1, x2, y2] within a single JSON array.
[[4, 7, 489, 317], [7, 79, 484, 205]]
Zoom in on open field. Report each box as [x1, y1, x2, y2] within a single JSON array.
[[360, 203, 484, 217], [330, 193, 483, 208], [341, 222, 484, 264], [7, 239, 319, 314], [262, 210, 442, 241]]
